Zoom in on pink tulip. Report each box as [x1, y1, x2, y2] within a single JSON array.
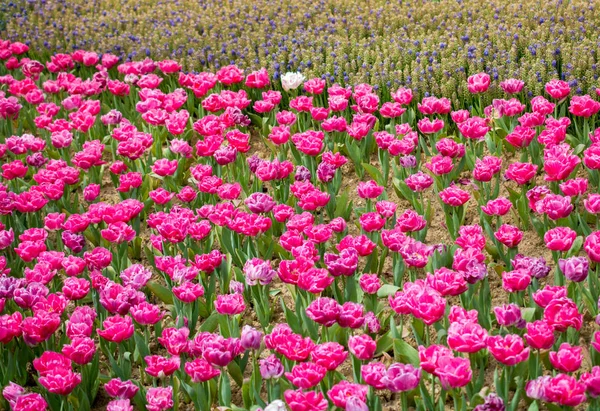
[[146, 387, 174, 411], [259, 354, 284, 379], [327, 381, 368, 409], [544, 226, 577, 252], [545, 79, 570, 100], [584, 231, 600, 262], [581, 366, 600, 398], [545, 374, 586, 407], [544, 297, 582, 332], [105, 378, 139, 399], [381, 363, 421, 392], [487, 334, 530, 366], [457, 116, 490, 139], [467, 73, 491, 94], [284, 389, 328, 411], [494, 224, 523, 248], [525, 320, 555, 350], [435, 356, 472, 389], [501, 269, 531, 293], [500, 78, 524, 94], [311, 342, 348, 371], [439, 186, 470, 206], [447, 321, 487, 353], [98, 315, 134, 343], [549, 343, 582, 373], [285, 362, 327, 389], [348, 334, 377, 360]]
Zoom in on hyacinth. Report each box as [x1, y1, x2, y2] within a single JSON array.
[[4, 0, 600, 102]]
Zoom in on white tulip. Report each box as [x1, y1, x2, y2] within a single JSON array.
[[281, 72, 305, 91], [263, 399, 287, 411]]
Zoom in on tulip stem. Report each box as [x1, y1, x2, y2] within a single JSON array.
[[431, 374, 436, 407], [502, 365, 512, 405]]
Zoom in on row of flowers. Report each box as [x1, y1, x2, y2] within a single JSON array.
[[1, 40, 600, 411], [4, 0, 600, 102]]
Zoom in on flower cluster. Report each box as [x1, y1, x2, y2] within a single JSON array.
[[1, 41, 600, 411], [4, 0, 600, 102]]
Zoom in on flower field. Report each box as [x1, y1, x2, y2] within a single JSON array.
[[2, 36, 600, 411], [3, 0, 600, 103]]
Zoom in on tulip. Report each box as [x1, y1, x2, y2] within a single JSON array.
[[435, 356, 472, 389], [381, 363, 421, 392], [545, 374, 586, 407], [544, 227, 577, 252], [327, 381, 368, 409], [284, 389, 328, 411], [348, 334, 377, 361], [98, 315, 134, 343], [13, 393, 48, 411], [38, 368, 82, 396], [581, 366, 600, 398], [146, 387, 174, 411], [487, 334, 530, 366], [447, 321, 488, 353], [105, 379, 140, 399], [524, 320, 555, 350], [549, 343, 582, 373], [285, 362, 327, 389], [558, 257, 589, 282], [467, 73, 491, 94], [544, 297, 582, 332], [259, 354, 284, 380]]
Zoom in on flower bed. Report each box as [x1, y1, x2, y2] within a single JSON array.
[[0, 41, 600, 410], [3, 0, 600, 102]]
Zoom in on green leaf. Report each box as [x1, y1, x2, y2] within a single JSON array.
[[234, 248, 248, 268], [544, 403, 563, 411], [393, 178, 414, 202], [200, 311, 220, 332], [146, 281, 173, 304], [334, 189, 350, 219], [521, 307, 536, 322], [281, 298, 303, 334], [484, 242, 500, 260], [375, 332, 393, 356], [148, 172, 164, 181], [219, 370, 232, 407], [377, 284, 400, 298], [506, 186, 521, 205], [220, 227, 235, 257], [530, 216, 546, 240], [393, 339, 419, 366], [579, 214, 593, 237], [566, 236, 583, 257], [435, 327, 447, 343], [227, 361, 244, 387], [247, 113, 264, 128], [389, 316, 399, 339], [180, 380, 196, 405], [133, 332, 151, 360], [346, 140, 363, 169], [362, 163, 384, 185], [425, 199, 433, 223], [573, 143, 586, 156], [242, 378, 252, 409], [261, 136, 278, 155]]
